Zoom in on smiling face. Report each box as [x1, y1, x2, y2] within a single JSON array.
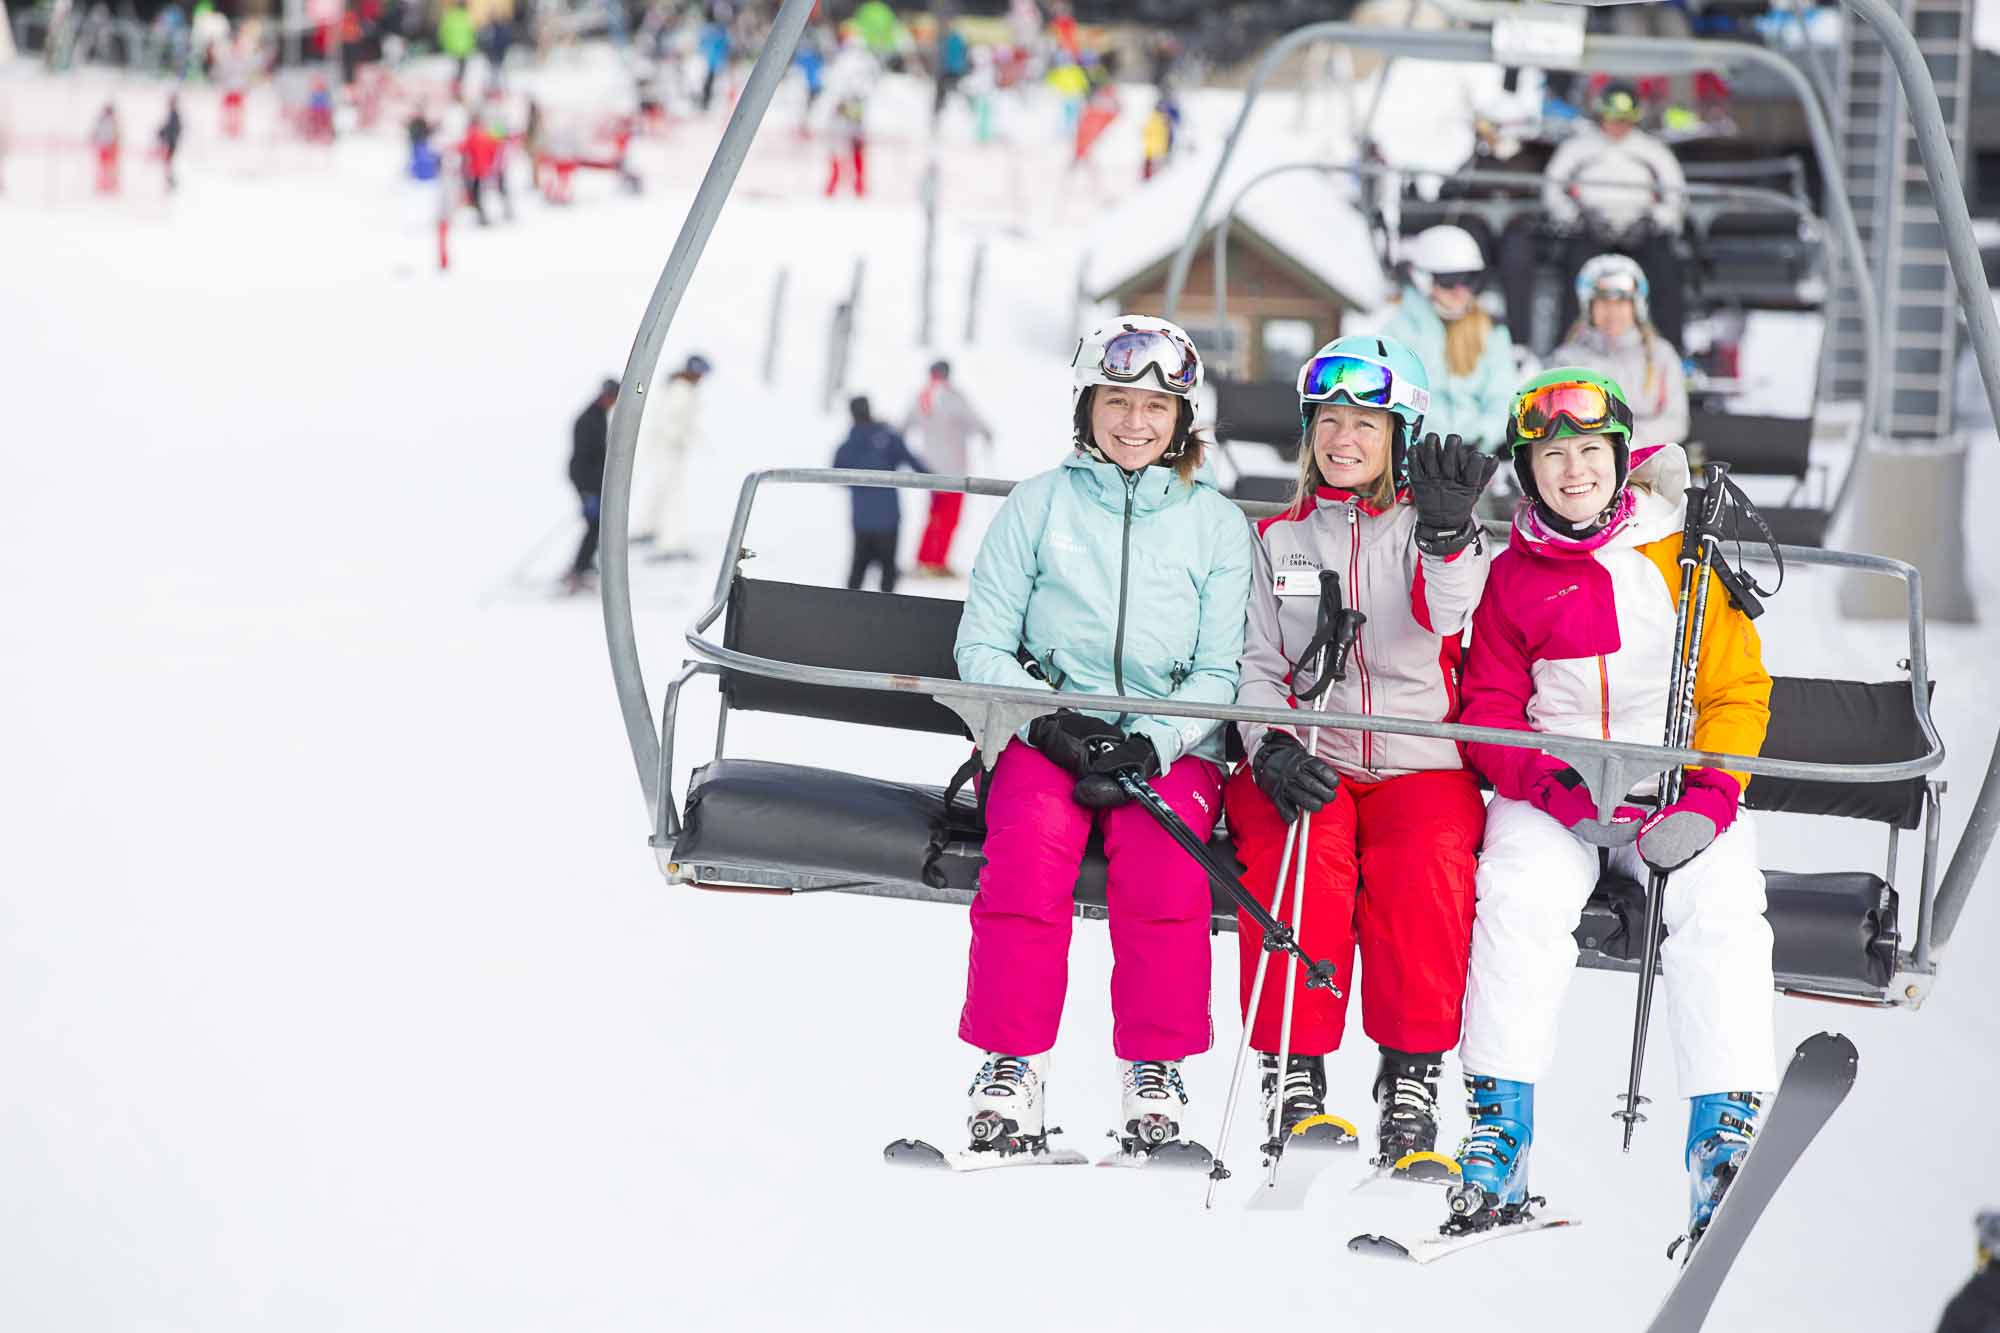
[[1311, 401, 1393, 492], [1590, 295, 1637, 339], [1528, 432, 1621, 524], [1089, 385, 1180, 471]]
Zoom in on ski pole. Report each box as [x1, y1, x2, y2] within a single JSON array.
[[1614, 468, 1729, 1151], [1203, 570, 1363, 1204]]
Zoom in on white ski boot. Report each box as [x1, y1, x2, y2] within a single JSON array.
[[1121, 1060, 1190, 1148], [967, 1052, 1048, 1153]]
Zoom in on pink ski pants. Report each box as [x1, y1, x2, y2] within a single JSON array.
[[959, 738, 1224, 1062]]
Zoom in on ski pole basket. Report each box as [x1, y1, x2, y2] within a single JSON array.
[[642, 470, 1955, 1010]]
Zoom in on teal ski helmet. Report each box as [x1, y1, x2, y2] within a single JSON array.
[[1296, 333, 1432, 483]]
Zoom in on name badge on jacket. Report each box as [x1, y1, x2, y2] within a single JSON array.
[[1272, 568, 1324, 597]]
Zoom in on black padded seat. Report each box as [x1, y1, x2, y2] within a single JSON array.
[[676, 761, 1898, 991], [1576, 871, 1898, 992]]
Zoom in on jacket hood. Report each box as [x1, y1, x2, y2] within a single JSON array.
[[1060, 448, 1220, 513]]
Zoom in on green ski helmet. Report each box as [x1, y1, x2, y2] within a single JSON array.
[[1504, 366, 1637, 506], [1296, 334, 1432, 484]]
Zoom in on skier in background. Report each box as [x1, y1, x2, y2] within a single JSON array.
[[439, 0, 477, 96], [831, 395, 927, 592], [1380, 226, 1517, 453], [901, 359, 993, 578], [1551, 253, 1689, 447], [950, 317, 1251, 1162], [638, 354, 712, 562], [563, 378, 619, 596], [1448, 367, 1774, 1248], [1937, 1212, 2000, 1333], [156, 93, 184, 193], [91, 102, 121, 196], [821, 36, 877, 198], [697, 14, 731, 112]]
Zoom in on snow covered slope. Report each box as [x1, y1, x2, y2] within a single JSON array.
[[1, 62, 1995, 1333]]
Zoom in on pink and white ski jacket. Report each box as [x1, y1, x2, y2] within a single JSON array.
[[1460, 444, 1772, 800], [1238, 486, 1491, 782]]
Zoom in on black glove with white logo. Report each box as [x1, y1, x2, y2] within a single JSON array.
[[1027, 710, 1123, 777], [1407, 432, 1498, 557]]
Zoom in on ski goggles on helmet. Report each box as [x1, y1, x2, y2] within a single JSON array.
[[1428, 269, 1484, 291], [1510, 379, 1635, 444], [1297, 353, 1429, 418], [1084, 326, 1201, 395], [1584, 274, 1642, 304], [1597, 87, 1643, 122]]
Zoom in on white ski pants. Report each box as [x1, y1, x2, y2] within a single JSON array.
[[1459, 795, 1777, 1099], [645, 446, 689, 551]]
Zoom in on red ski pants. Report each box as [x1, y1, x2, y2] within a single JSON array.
[[916, 491, 963, 567], [1227, 765, 1482, 1056], [824, 139, 866, 197]]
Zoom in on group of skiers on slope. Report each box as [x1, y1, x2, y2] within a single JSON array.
[[949, 313, 1773, 1244]]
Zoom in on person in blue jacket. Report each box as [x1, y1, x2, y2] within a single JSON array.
[[951, 315, 1254, 1160], [832, 395, 928, 592], [1381, 225, 1518, 454]]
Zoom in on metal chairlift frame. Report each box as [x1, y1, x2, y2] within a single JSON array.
[[1157, 21, 1887, 450], [594, 0, 1999, 988]]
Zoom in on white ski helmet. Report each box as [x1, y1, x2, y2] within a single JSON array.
[[1071, 315, 1206, 461], [1404, 225, 1486, 297], [1071, 314, 1205, 403], [1575, 252, 1651, 324]]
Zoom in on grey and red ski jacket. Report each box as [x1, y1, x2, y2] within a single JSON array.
[[1237, 485, 1490, 781]]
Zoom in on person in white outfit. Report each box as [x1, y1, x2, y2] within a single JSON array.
[[1442, 365, 1775, 1249], [1551, 253, 1689, 446], [901, 359, 994, 577], [639, 353, 710, 561]]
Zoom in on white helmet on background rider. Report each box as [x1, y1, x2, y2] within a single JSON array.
[[1070, 315, 1205, 461], [1574, 252, 1651, 325], [1404, 225, 1487, 300]]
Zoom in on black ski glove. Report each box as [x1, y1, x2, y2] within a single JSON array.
[[1026, 709, 1124, 777], [1407, 432, 1499, 557], [1251, 732, 1342, 825], [1070, 734, 1161, 808]]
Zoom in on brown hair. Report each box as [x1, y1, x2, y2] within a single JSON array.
[[1072, 388, 1210, 482], [1290, 402, 1399, 513]]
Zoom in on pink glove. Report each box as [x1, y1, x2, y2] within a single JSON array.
[[1637, 768, 1742, 872], [1527, 757, 1646, 846]]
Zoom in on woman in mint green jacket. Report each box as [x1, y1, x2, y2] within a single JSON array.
[[1380, 225, 1518, 453], [951, 316, 1253, 1159]]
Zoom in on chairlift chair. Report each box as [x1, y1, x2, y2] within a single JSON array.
[[594, 0, 2000, 1035]]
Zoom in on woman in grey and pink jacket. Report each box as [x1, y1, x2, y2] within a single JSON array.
[[1227, 334, 1498, 1173]]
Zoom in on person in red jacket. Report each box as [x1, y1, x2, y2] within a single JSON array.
[[1227, 333, 1497, 1173], [460, 113, 501, 225]]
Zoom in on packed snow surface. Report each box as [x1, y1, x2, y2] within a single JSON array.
[[2, 54, 1996, 1333]]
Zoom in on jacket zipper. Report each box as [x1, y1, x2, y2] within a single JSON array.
[[1597, 654, 1612, 739], [1112, 472, 1138, 699], [1347, 498, 1374, 771]]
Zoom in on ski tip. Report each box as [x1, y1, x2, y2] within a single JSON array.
[[1390, 1151, 1462, 1183], [1347, 1233, 1412, 1260], [1289, 1114, 1361, 1148], [883, 1138, 950, 1168], [1797, 1032, 1860, 1083]]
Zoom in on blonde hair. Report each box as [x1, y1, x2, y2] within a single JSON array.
[[1290, 402, 1398, 513], [1444, 302, 1494, 380]]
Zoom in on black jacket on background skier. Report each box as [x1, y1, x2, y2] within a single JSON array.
[[564, 379, 617, 590], [831, 396, 927, 592], [1939, 1215, 2000, 1333]]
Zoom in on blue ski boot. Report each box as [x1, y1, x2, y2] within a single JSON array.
[[1445, 1074, 1535, 1233], [1681, 1090, 1762, 1252]]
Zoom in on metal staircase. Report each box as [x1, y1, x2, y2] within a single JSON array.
[[1827, 0, 1973, 437]]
